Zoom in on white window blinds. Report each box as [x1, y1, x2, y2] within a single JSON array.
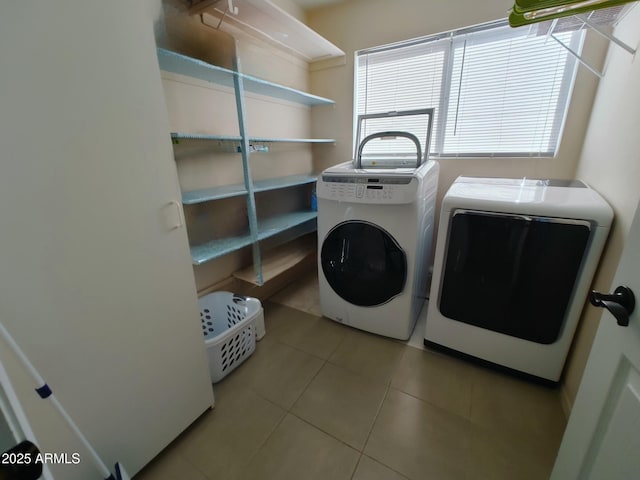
[[355, 20, 584, 158]]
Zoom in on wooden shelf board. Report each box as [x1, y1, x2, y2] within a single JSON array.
[[234, 237, 316, 285]]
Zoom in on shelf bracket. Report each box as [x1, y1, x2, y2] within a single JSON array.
[[578, 13, 636, 54], [550, 31, 605, 78], [548, 12, 637, 78]]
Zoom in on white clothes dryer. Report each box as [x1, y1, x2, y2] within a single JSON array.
[[425, 177, 613, 383], [317, 160, 439, 340]]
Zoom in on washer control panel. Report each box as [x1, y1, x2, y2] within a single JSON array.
[[318, 175, 417, 204]]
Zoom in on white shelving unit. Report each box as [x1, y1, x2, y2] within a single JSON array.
[[158, 48, 334, 104], [191, 0, 345, 63], [171, 132, 335, 143], [190, 210, 318, 266], [158, 48, 334, 285], [182, 174, 317, 205]]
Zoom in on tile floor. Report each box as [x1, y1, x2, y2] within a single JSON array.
[[135, 269, 567, 480]]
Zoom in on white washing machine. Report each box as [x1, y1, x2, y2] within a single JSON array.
[[317, 160, 439, 340], [425, 177, 613, 383]]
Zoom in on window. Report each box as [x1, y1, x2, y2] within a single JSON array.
[[355, 20, 585, 158]]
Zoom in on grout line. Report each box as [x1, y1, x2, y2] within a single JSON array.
[[325, 324, 348, 360], [276, 336, 338, 363], [182, 455, 211, 480], [387, 343, 409, 385], [288, 354, 327, 412], [350, 454, 364, 480], [271, 315, 349, 363], [355, 454, 411, 480], [354, 383, 413, 479], [233, 407, 288, 480], [361, 380, 391, 457], [394, 385, 474, 424], [289, 411, 362, 453]]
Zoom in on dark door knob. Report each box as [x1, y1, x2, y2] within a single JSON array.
[[589, 285, 635, 327]]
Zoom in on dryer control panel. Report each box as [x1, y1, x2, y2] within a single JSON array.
[[318, 175, 418, 204]]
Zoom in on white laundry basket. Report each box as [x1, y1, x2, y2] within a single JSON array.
[[198, 291, 263, 383]]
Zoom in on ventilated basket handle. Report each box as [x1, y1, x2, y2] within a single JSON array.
[[356, 131, 422, 169], [232, 294, 248, 305]]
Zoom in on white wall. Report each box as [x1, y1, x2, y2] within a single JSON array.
[[561, 5, 640, 412]]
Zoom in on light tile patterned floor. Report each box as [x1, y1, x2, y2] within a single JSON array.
[[135, 270, 567, 480]]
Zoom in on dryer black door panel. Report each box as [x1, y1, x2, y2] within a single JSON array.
[[439, 210, 590, 344], [321, 221, 407, 307]]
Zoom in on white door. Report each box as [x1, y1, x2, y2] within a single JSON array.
[[0, 2, 214, 478], [551, 199, 640, 479]]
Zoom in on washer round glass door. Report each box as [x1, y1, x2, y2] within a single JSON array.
[[321, 220, 407, 307]]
